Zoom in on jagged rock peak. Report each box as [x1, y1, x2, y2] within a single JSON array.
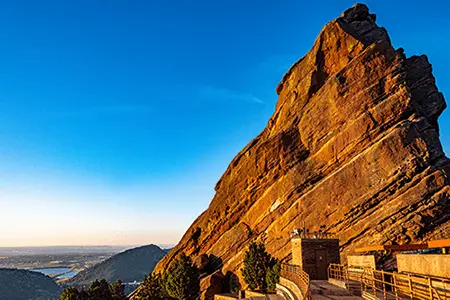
[[155, 4, 449, 298], [338, 3, 391, 46]]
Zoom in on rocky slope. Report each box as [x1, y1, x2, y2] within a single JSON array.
[[0, 268, 61, 300], [156, 3, 450, 279], [68, 244, 166, 285]]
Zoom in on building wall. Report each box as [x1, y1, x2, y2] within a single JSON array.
[[397, 254, 450, 278], [291, 238, 340, 280], [214, 295, 238, 300], [291, 238, 303, 268], [347, 255, 376, 269]]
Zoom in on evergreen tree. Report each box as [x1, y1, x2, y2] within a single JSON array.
[[88, 279, 112, 300], [78, 290, 89, 300], [135, 273, 168, 300], [59, 286, 80, 300], [241, 242, 274, 291], [266, 259, 281, 291], [110, 280, 127, 300], [59, 279, 126, 300], [164, 253, 200, 300]]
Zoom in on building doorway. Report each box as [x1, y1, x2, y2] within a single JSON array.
[[315, 249, 328, 279]]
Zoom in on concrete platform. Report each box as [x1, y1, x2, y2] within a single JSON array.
[[310, 280, 362, 300]]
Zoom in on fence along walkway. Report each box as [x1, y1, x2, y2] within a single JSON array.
[[280, 264, 312, 300], [328, 263, 450, 300]]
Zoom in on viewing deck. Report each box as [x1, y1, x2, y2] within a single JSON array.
[[278, 264, 362, 300]]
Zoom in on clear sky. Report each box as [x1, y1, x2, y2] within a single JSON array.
[[0, 0, 449, 247]]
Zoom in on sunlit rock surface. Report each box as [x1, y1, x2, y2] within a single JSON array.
[[156, 3, 449, 281]]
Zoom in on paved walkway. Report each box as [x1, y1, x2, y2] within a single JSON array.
[[310, 280, 362, 300]]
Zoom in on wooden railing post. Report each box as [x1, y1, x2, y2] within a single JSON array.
[[441, 279, 446, 300], [346, 266, 349, 288], [429, 277, 434, 299], [372, 269, 376, 296], [393, 273, 399, 300], [408, 274, 413, 299], [362, 275, 365, 295]]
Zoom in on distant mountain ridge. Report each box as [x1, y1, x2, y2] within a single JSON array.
[[67, 244, 166, 285], [0, 268, 61, 300], [0, 245, 129, 256]]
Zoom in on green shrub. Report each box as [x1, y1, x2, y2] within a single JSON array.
[[59, 279, 126, 300], [59, 286, 81, 300], [135, 273, 169, 300], [110, 280, 126, 299], [88, 279, 112, 300], [241, 242, 280, 291], [164, 253, 200, 300], [266, 259, 281, 291]]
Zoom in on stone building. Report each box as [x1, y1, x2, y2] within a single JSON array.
[[291, 237, 340, 280]]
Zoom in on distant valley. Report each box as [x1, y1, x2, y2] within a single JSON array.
[[0, 245, 129, 273], [0, 244, 168, 300]]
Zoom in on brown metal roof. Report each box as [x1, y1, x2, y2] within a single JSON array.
[[354, 239, 450, 253], [427, 239, 450, 248]]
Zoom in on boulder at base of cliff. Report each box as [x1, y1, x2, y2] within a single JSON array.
[[200, 269, 224, 300]]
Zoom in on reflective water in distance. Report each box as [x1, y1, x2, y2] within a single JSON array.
[[31, 267, 77, 279]]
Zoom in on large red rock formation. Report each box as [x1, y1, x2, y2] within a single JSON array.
[[156, 3, 449, 279]]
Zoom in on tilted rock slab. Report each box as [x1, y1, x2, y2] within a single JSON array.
[[156, 4, 450, 277]]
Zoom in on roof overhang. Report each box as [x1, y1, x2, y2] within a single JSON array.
[[354, 239, 450, 253]]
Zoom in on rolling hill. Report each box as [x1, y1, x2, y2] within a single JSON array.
[[67, 244, 166, 286], [0, 268, 61, 300]]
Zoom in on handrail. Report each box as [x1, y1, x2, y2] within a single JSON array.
[[360, 268, 449, 300], [280, 264, 311, 300], [327, 263, 349, 286], [327, 264, 449, 299]]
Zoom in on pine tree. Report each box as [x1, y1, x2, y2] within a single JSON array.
[[59, 279, 126, 300], [59, 287, 80, 300], [266, 259, 281, 291], [88, 279, 112, 300], [110, 280, 127, 300], [164, 253, 200, 300], [135, 273, 168, 300], [241, 242, 275, 291]]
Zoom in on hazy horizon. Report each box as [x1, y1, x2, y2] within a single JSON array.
[[1, 0, 449, 247], [0, 244, 175, 248]]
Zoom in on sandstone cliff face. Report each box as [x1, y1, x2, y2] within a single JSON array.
[[156, 4, 450, 277]]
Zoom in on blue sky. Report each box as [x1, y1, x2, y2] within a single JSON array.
[[0, 0, 449, 246]]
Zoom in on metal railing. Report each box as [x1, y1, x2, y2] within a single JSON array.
[[360, 268, 450, 300], [328, 263, 366, 283], [328, 263, 349, 285], [327, 264, 450, 299], [401, 272, 450, 298], [280, 264, 312, 300]]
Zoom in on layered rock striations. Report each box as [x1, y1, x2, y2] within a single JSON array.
[[156, 4, 450, 277]]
